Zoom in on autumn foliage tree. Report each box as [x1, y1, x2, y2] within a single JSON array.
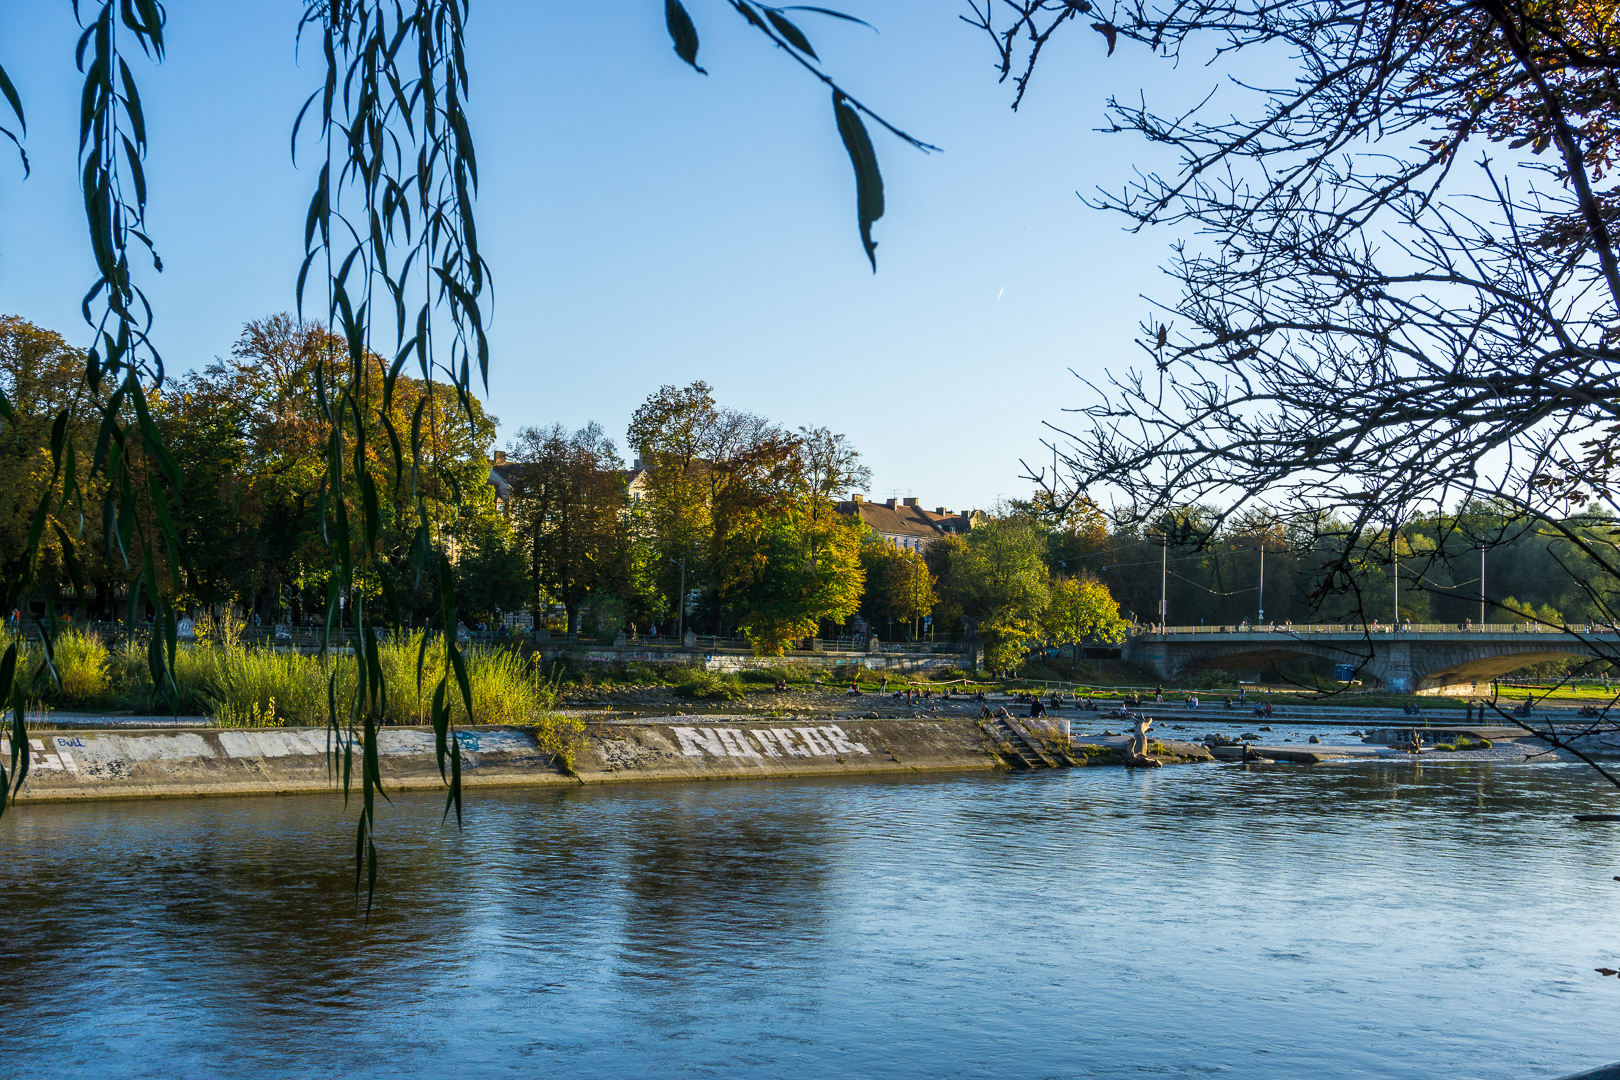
[[624, 381, 869, 651], [860, 542, 937, 640], [505, 422, 629, 636], [155, 315, 499, 624]]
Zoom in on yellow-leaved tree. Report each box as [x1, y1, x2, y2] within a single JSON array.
[[1041, 576, 1129, 655]]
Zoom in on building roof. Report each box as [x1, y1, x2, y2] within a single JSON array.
[[486, 455, 648, 505], [835, 496, 978, 543]]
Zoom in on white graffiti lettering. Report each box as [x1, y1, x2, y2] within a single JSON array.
[[672, 727, 726, 758], [821, 725, 869, 755], [27, 739, 64, 772], [671, 725, 869, 760], [793, 728, 834, 756], [770, 729, 807, 757], [51, 737, 81, 773], [716, 728, 762, 759]]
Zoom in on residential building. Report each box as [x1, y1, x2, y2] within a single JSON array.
[[486, 451, 650, 513], [835, 495, 981, 551]]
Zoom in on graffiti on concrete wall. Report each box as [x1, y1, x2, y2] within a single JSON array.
[[670, 725, 869, 760], [0, 736, 88, 774]]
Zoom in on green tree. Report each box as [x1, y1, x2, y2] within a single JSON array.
[[732, 509, 865, 656], [0, 318, 98, 601], [451, 515, 528, 628], [860, 540, 937, 640], [155, 316, 499, 627], [940, 512, 1052, 673], [1041, 575, 1128, 651], [507, 422, 628, 635], [628, 382, 717, 628], [943, 513, 1051, 625], [796, 425, 871, 572]]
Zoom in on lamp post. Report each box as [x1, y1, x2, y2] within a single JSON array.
[[1391, 531, 1400, 638], [668, 554, 687, 641], [1160, 537, 1168, 631], [1257, 544, 1265, 625]]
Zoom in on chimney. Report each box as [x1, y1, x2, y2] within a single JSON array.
[[492, 450, 506, 465], [632, 456, 643, 470], [885, 498, 897, 509], [936, 507, 947, 515], [851, 494, 863, 503], [902, 497, 918, 507]]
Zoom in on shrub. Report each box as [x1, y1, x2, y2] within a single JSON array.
[[54, 630, 111, 704], [531, 711, 587, 771], [738, 664, 803, 685], [0, 628, 116, 709], [114, 630, 551, 728], [215, 695, 284, 728], [676, 669, 745, 701], [621, 661, 674, 685], [370, 632, 551, 727]]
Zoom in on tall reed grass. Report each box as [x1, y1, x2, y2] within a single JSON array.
[[0, 624, 554, 729], [0, 626, 117, 710]]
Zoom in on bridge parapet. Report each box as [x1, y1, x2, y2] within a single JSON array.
[[1133, 623, 1619, 642], [1126, 624, 1618, 692]]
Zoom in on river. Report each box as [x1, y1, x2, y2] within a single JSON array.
[[2, 760, 1618, 1078]]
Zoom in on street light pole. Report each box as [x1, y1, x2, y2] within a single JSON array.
[[1392, 533, 1400, 637], [1160, 538, 1168, 631], [1480, 545, 1486, 626], [668, 555, 687, 641], [1258, 545, 1265, 624]]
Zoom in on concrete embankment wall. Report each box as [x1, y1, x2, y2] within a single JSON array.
[[555, 647, 960, 675], [4, 719, 1009, 803]]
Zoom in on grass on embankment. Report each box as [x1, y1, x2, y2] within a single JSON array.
[[0, 626, 564, 731]]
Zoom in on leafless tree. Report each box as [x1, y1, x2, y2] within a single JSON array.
[[968, 0, 1620, 755]]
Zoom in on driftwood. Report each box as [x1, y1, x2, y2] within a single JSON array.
[[1125, 717, 1161, 769]]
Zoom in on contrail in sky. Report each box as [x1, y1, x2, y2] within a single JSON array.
[[996, 287, 1005, 302]]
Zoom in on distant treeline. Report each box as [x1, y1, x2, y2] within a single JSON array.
[[1084, 507, 1619, 630], [8, 314, 1612, 665]]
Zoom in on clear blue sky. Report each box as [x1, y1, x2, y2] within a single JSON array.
[[0, 1, 1188, 511]]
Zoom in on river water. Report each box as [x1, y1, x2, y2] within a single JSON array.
[[3, 761, 1619, 1079]]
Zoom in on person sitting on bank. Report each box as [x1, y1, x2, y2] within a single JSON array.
[[847, 682, 861, 696], [1029, 698, 1047, 719]]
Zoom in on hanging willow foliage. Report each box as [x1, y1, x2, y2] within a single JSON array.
[[0, 1, 929, 909], [0, 0, 177, 831], [287, 0, 494, 909], [664, 1, 940, 269]]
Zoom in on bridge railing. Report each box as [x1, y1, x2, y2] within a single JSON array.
[[1135, 622, 1620, 637]]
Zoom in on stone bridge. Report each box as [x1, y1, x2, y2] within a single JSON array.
[[1126, 623, 1620, 693]]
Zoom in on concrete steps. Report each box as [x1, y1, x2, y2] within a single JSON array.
[[982, 717, 1058, 769]]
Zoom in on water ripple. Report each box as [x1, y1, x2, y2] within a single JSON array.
[[1, 763, 1617, 1078]]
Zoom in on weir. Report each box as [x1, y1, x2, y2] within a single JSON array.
[[1, 717, 1225, 803]]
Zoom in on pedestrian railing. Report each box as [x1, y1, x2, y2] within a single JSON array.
[[1135, 622, 1620, 636]]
